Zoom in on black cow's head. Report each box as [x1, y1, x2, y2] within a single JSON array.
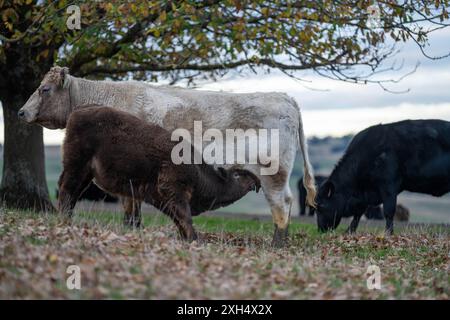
[[315, 179, 366, 232]]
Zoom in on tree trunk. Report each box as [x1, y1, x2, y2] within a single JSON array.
[[0, 96, 55, 212]]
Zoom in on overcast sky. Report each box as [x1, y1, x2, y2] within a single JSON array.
[[1, 27, 449, 145]]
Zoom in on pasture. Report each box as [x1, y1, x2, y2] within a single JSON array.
[[0, 209, 448, 299]]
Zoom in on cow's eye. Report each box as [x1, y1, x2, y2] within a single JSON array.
[[233, 172, 240, 179], [41, 86, 51, 93]]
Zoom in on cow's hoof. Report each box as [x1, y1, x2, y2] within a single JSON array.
[[271, 225, 288, 248]]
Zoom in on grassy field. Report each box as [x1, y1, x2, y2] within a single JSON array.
[[0, 209, 448, 299]]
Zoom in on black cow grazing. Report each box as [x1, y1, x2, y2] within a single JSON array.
[[297, 175, 409, 221], [316, 120, 450, 234], [298, 176, 408, 221], [298, 175, 327, 216], [55, 183, 118, 203]]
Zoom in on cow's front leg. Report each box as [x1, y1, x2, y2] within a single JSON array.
[[346, 213, 363, 234], [122, 197, 142, 228]]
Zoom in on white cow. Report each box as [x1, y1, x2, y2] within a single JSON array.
[[19, 66, 316, 246]]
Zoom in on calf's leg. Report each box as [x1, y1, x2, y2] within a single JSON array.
[[58, 166, 92, 220], [162, 199, 197, 242], [122, 197, 142, 228]]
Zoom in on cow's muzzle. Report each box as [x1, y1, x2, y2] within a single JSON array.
[[17, 108, 35, 123]]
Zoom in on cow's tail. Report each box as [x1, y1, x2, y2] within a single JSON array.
[[296, 104, 316, 208]]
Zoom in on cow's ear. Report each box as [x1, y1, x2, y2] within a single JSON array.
[[60, 67, 70, 88]]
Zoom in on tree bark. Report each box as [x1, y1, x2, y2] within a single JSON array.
[[0, 96, 55, 212]]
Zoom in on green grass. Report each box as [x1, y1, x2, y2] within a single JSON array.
[[72, 209, 320, 235]]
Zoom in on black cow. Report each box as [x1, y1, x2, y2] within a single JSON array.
[[298, 176, 404, 220], [298, 175, 384, 218], [316, 120, 450, 234]]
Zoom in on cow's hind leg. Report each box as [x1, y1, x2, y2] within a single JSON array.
[[122, 197, 142, 228], [263, 172, 293, 248]]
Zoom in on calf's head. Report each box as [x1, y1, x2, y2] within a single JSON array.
[[315, 180, 366, 232], [18, 66, 72, 129], [218, 167, 261, 201]]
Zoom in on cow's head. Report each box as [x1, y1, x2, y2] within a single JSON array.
[[315, 179, 366, 232], [18, 66, 72, 129]]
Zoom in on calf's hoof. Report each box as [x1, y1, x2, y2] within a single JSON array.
[[182, 231, 198, 243], [271, 225, 288, 248], [59, 212, 73, 225]]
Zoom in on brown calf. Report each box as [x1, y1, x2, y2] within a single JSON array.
[[58, 106, 260, 241]]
